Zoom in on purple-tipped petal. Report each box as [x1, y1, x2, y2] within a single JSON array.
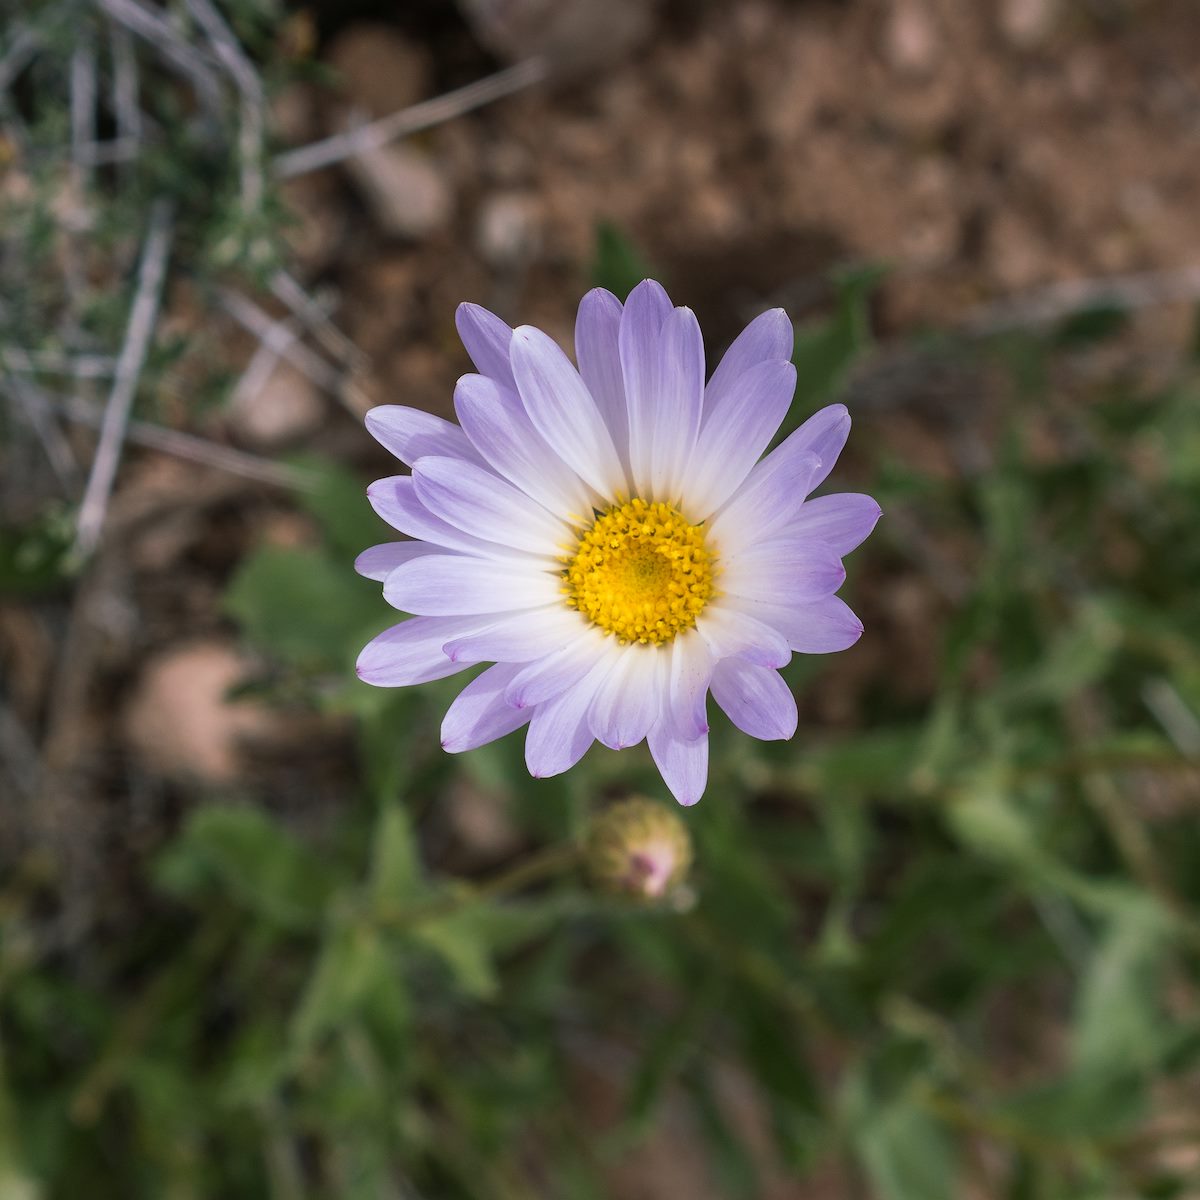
[[702, 308, 794, 422], [442, 607, 585, 665], [722, 533, 846, 604], [455, 302, 515, 388], [587, 645, 663, 750], [384, 555, 559, 615], [357, 617, 481, 686], [454, 374, 592, 516], [619, 279, 673, 497], [412, 455, 570, 557], [648, 719, 709, 806], [709, 449, 822, 548], [575, 288, 630, 472], [652, 306, 705, 502], [504, 629, 610, 708], [687, 359, 797, 519], [710, 659, 797, 740], [525, 661, 612, 777], [788, 403, 852, 490], [365, 405, 482, 468], [510, 325, 626, 498], [368, 476, 529, 559], [695, 606, 791, 669], [354, 540, 438, 581], [724, 593, 865, 654], [441, 663, 531, 752], [787, 493, 882, 556]]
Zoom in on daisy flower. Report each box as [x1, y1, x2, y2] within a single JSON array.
[[356, 280, 880, 805]]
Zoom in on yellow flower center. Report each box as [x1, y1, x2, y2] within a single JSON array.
[[563, 498, 716, 645]]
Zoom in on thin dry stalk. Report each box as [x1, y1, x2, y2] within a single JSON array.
[[73, 199, 173, 556], [185, 0, 265, 212], [270, 269, 366, 369], [274, 56, 547, 179], [219, 288, 343, 393], [1, 371, 80, 491], [97, 0, 223, 112], [20, 385, 313, 490]]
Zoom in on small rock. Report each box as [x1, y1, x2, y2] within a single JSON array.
[[1000, 0, 1060, 49], [457, 0, 656, 69], [123, 642, 281, 784], [325, 24, 430, 117], [884, 1, 940, 77], [228, 359, 324, 448], [347, 143, 453, 240], [476, 192, 540, 267]]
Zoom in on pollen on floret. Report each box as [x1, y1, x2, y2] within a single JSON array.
[[562, 498, 716, 645]]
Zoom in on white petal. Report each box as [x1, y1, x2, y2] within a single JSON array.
[[588, 644, 664, 750], [510, 325, 626, 498], [575, 288, 630, 474], [707, 449, 822, 551], [441, 607, 586, 664], [504, 627, 612, 708], [365, 405, 482, 468], [441, 663, 531, 752], [648, 719, 709, 806], [695, 605, 791, 669], [651, 306, 705, 501], [454, 373, 593, 517], [665, 628, 713, 740], [384, 555, 559, 615], [721, 539, 846, 603], [618, 279, 673, 499], [354, 540, 439, 581], [356, 617, 480, 686], [710, 658, 797, 740], [455, 302, 515, 388], [702, 307, 793, 422], [367, 475, 532, 560], [413, 455, 571, 557], [785, 494, 882, 556], [524, 660, 613, 778], [686, 359, 797, 519]]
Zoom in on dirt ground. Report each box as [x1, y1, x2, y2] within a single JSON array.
[[8, 0, 1200, 947], [4, 1, 1200, 1193]]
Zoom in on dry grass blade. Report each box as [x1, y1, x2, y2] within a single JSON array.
[[184, 0, 265, 212], [73, 199, 174, 556], [274, 56, 547, 179], [24, 386, 314, 490]]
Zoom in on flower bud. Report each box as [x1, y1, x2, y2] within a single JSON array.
[[584, 797, 693, 901]]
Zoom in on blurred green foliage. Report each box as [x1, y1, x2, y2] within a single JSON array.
[[5, 282, 1200, 1196], [4, 3, 1200, 1193]]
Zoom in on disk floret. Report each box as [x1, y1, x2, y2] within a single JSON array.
[[563, 498, 715, 645]]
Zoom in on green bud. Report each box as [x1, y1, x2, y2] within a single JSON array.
[[584, 797, 693, 901]]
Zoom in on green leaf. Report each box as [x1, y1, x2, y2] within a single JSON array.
[[154, 803, 333, 930], [590, 221, 655, 301], [369, 803, 422, 912], [852, 1093, 958, 1200], [786, 264, 883, 428], [291, 455, 380, 563], [291, 919, 406, 1052], [0, 509, 75, 597], [412, 906, 499, 1000], [1072, 895, 1171, 1078], [224, 544, 384, 671]]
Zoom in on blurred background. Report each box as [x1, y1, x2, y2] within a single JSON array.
[[3, 0, 1200, 1196]]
